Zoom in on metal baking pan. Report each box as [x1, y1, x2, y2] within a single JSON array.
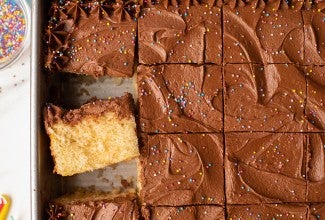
[[31, 1, 139, 219]]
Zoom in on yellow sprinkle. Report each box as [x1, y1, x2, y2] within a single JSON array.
[[106, 22, 110, 26], [292, 89, 296, 93]]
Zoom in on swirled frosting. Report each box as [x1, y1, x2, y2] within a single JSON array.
[[227, 204, 308, 219], [137, 64, 223, 133], [138, 5, 222, 64], [224, 63, 308, 132], [305, 66, 325, 132], [307, 133, 325, 201], [226, 132, 307, 204], [142, 205, 224, 219], [224, 0, 304, 64], [140, 134, 224, 206], [303, 4, 325, 65], [45, 0, 139, 77], [48, 193, 139, 220]]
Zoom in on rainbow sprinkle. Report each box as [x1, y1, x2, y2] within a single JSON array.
[[0, 0, 26, 63]]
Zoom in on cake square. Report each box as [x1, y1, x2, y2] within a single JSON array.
[[224, 63, 308, 132], [138, 4, 222, 64], [48, 191, 139, 219], [139, 134, 224, 206], [309, 204, 325, 220], [45, 0, 138, 77], [307, 133, 325, 202], [227, 204, 308, 220], [138, 64, 223, 133], [44, 93, 139, 176], [142, 206, 224, 220], [223, 1, 304, 64], [306, 66, 325, 132], [225, 132, 307, 204], [302, 6, 325, 66]]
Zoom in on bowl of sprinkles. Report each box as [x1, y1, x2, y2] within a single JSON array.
[[0, 0, 30, 69]]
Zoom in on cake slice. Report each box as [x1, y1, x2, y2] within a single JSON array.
[[44, 93, 139, 176], [44, 0, 139, 77], [47, 190, 139, 220]]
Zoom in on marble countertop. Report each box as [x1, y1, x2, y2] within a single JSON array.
[[0, 49, 31, 219]]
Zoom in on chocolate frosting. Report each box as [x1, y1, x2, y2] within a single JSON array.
[[138, 65, 223, 133], [45, 0, 139, 77], [307, 133, 325, 202], [138, 4, 222, 64], [48, 194, 139, 220], [138, 7, 205, 64], [227, 204, 308, 219], [143, 206, 224, 219], [226, 132, 307, 204], [140, 134, 224, 206], [306, 66, 325, 132], [310, 204, 325, 220], [303, 4, 325, 65], [224, 64, 308, 132], [223, 0, 305, 64], [44, 93, 134, 129], [138, 0, 223, 8]]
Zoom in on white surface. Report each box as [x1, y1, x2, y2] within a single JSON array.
[[0, 49, 30, 220]]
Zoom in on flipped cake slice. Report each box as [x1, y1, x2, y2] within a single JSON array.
[[44, 93, 139, 176]]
